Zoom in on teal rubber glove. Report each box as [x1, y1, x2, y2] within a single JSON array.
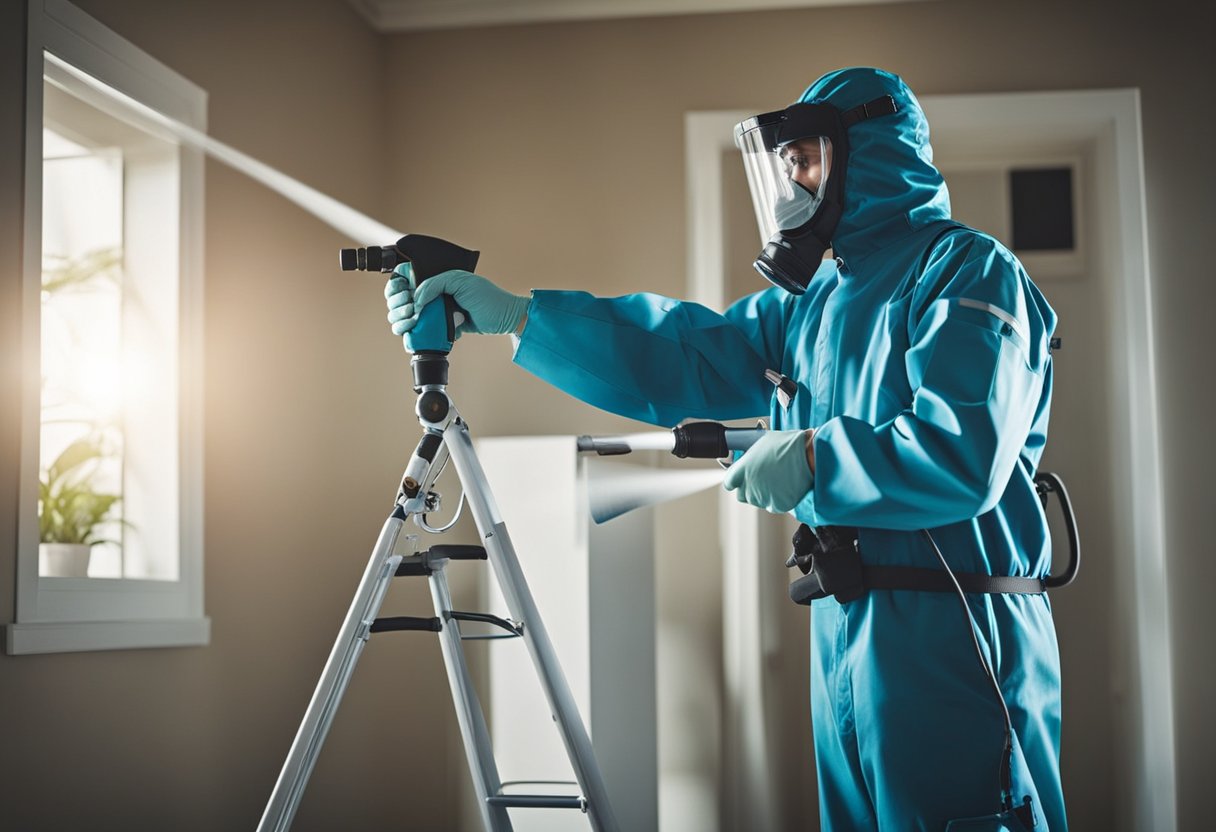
[[385, 264, 530, 339], [722, 429, 815, 514]]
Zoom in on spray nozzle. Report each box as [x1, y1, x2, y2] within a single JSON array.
[[340, 245, 406, 273], [339, 234, 480, 281]]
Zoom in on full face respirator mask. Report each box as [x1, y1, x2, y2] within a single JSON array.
[[734, 95, 898, 294]]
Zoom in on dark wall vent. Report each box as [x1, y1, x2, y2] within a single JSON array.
[[1010, 167, 1075, 252]]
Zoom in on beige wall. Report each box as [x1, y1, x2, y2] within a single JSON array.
[[2, 1, 1213, 830], [1, 2, 463, 830]]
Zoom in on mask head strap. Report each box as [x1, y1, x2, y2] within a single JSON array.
[[839, 95, 899, 129]]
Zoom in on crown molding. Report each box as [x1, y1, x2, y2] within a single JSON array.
[[349, 0, 932, 32]]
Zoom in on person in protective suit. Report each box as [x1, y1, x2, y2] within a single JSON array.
[[386, 67, 1067, 832]]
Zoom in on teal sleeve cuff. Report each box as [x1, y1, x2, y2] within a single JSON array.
[[510, 291, 536, 354]]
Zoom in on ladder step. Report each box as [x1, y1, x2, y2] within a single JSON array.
[[486, 794, 586, 810], [429, 544, 487, 561], [369, 616, 442, 633], [395, 545, 488, 577]]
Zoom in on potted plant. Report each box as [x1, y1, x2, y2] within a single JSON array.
[[38, 435, 123, 578], [38, 246, 126, 577]]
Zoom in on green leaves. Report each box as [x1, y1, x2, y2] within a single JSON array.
[[41, 247, 122, 295], [39, 248, 128, 546], [38, 435, 124, 546]]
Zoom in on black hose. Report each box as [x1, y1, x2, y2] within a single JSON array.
[[1036, 472, 1081, 589]]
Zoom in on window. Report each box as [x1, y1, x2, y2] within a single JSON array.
[[6, 0, 208, 654]]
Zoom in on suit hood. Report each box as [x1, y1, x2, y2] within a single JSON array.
[[799, 67, 951, 260]]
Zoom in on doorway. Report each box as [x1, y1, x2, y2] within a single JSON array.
[[684, 89, 1175, 832]]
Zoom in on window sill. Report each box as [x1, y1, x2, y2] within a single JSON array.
[[5, 616, 211, 655]]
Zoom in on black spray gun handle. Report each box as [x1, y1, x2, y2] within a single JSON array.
[[340, 234, 480, 353]]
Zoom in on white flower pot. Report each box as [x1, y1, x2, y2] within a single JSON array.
[[39, 542, 92, 577]]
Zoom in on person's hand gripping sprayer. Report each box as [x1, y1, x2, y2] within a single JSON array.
[[386, 265, 531, 339], [386, 267, 817, 515], [721, 428, 815, 513]]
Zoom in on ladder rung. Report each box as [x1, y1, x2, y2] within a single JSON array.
[[369, 616, 442, 633], [395, 545, 488, 577], [429, 544, 487, 561], [486, 794, 586, 810]]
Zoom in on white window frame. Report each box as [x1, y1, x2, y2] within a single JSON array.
[[6, 0, 208, 655]]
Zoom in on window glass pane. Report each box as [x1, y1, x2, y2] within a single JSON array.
[[40, 59, 180, 581]]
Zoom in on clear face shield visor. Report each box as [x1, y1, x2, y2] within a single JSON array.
[[734, 108, 836, 243]]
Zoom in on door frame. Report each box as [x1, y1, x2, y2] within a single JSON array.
[[685, 89, 1176, 832]]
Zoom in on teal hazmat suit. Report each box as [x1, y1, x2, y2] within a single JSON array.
[[508, 67, 1067, 831]]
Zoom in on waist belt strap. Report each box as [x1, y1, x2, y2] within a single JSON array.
[[864, 565, 1045, 595], [790, 565, 1046, 606]]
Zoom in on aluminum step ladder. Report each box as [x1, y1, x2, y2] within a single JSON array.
[[256, 350, 619, 832]]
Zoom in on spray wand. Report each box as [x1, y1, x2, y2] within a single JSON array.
[[577, 421, 765, 460]]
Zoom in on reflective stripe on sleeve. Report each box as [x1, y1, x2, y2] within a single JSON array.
[[958, 297, 1025, 340]]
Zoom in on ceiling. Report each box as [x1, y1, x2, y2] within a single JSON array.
[[349, 0, 930, 32]]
